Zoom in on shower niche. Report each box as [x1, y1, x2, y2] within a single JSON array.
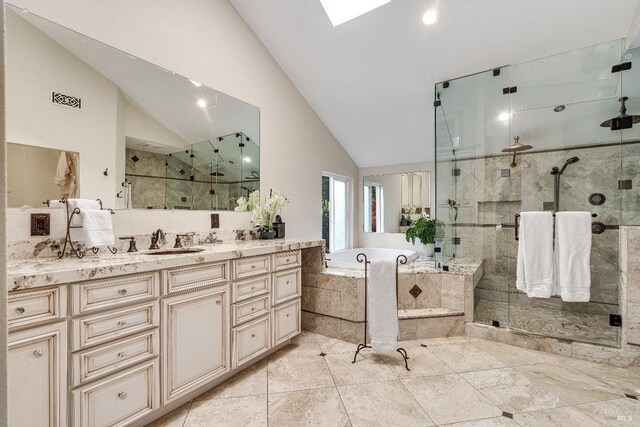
[[434, 38, 640, 347]]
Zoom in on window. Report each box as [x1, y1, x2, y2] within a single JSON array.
[[363, 180, 383, 233], [322, 173, 351, 253]]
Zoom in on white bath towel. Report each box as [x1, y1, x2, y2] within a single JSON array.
[[516, 211, 555, 298], [65, 199, 100, 241], [368, 259, 398, 352], [81, 209, 115, 248], [555, 212, 592, 302]]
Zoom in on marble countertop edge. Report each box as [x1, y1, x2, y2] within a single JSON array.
[[8, 239, 323, 291]]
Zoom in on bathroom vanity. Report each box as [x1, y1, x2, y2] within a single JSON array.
[[6, 240, 322, 427]]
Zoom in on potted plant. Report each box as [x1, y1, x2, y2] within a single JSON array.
[[235, 190, 288, 239], [404, 216, 437, 256]]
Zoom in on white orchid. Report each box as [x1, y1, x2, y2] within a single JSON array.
[[236, 190, 288, 230]]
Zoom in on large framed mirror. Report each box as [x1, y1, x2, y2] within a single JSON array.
[[363, 171, 430, 233], [6, 4, 259, 210]]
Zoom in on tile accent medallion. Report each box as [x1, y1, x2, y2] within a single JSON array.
[[409, 284, 422, 298]]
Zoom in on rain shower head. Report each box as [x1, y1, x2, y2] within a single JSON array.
[[502, 136, 533, 167], [600, 97, 640, 130]]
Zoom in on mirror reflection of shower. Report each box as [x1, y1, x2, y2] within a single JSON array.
[[550, 156, 580, 212]]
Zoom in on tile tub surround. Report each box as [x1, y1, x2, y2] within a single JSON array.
[[149, 332, 640, 427], [7, 238, 323, 291], [301, 257, 482, 343]]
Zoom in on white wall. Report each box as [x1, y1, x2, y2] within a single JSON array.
[[10, 0, 360, 243], [0, 3, 8, 424], [6, 11, 120, 207], [358, 161, 434, 249]]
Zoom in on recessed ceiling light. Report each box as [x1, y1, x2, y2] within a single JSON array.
[[320, 0, 390, 27], [197, 99, 207, 108], [189, 79, 202, 87], [422, 7, 440, 25], [498, 112, 510, 122], [243, 157, 251, 163]]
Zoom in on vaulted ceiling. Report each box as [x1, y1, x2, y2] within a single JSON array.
[[231, 0, 639, 167]]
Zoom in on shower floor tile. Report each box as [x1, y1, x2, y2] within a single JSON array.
[[149, 332, 640, 427]]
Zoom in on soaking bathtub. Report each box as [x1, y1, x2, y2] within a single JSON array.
[[325, 248, 418, 269]]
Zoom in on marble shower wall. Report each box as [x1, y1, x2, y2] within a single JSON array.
[[446, 141, 640, 318]]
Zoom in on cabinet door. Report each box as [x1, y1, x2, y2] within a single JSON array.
[[162, 286, 229, 404], [8, 322, 67, 427]]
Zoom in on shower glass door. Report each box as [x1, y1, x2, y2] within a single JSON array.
[[505, 40, 625, 346], [434, 39, 632, 347]]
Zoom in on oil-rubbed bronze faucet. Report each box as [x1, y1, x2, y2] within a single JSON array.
[[149, 229, 165, 250]]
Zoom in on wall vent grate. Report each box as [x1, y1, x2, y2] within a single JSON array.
[[51, 91, 82, 109]]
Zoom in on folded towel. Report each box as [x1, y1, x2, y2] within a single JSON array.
[[556, 212, 592, 302], [516, 211, 555, 298], [66, 199, 102, 242], [81, 209, 115, 248], [368, 259, 398, 352]]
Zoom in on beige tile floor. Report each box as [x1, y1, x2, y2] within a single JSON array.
[[148, 332, 640, 427]]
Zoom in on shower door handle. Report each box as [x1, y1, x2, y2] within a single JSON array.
[[514, 214, 520, 241]]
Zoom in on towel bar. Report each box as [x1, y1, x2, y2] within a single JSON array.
[[515, 212, 598, 241], [352, 253, 410, 371]]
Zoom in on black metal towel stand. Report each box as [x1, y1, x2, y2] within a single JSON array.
[[352, 253, 410, 371], [57, 197, 117, 259]]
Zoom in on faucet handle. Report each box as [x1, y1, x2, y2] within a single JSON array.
[[174, 234, 189, 248], [119, 236, 138, 253]]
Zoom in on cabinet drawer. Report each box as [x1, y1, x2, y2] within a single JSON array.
[[165, 261, 229, 294], [272, 299, 301, 346], [273, 250, 301, 271], [272, 268, 301, 306], [72, 302, 159, 351], [232, 275, 270, 303], [71, 329, 158, 387], [8, 286, 66, 330], [232, 316, 270, 369], [232, 294, 270, 326], [72, 272, 159, 315], [72, 358, 159, 427], [233, 255, 270, 280]]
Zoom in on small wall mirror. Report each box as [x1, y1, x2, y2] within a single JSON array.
[[363, 172, 430, 233], [7, 143, 79, 207], [6, 4, 259, 210]]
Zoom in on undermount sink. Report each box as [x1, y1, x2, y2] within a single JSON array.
[[145, 248, 205, 255]]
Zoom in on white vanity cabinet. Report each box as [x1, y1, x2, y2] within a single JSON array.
[[8, 321, 67, 427], [7, 246, 310, 426], [270, 251, 302, 346], [161, 262, 230, 404]]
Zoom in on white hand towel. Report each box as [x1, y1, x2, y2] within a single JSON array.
[[66, 199, 101, 226], [66, 199, 102, 242], [556, 212, 592, 302], [368, 259, 398, 352], [81, 209, 115, 248], [516, 211, 555, 298]]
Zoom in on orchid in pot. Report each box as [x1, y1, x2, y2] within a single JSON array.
[[236, 190, 288, 239]]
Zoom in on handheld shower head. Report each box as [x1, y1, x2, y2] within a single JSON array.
[[566, 156, 580, 165]]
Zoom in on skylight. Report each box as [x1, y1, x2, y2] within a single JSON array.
[[319, 0, 390, 27]]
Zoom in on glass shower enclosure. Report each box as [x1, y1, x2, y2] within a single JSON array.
[[435, 39, 640, 347]]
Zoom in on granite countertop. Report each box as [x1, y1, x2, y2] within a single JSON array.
[[325, 256, 482, 278], [8, 239, 323, 291]]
